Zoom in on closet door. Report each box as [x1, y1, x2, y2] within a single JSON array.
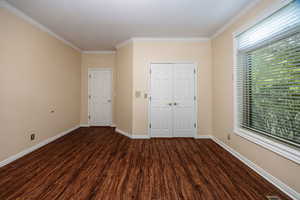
[[172, 64, 196, 137], [150, 64, 173, 137]]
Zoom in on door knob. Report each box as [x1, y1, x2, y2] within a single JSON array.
[[107, 99, 112, 103]]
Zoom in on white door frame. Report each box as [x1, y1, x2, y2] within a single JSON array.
[[88, 68, 113, 126], [148, 62, 198, 138]]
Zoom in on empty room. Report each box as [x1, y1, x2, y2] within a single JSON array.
[[0, 0, 300, 199]]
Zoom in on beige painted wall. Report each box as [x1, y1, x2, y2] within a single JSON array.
[[1, 0, 299, 194], [115, 44, 133, 134], [212, 0, 300, 193], [80, 53, 116, 125], [0, 8, 81, 161], [132, 41, 213, 136]]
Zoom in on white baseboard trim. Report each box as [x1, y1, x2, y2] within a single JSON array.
[[115, 129, 150, 139], [116, 131, 213, 140], [131, 135, 150, 139], [194, 135, 213, 139], [3, 126, 296, 198], [0, 125, 80, 168], [80, 124, 90, 127], [211, 136, 300, 200], [80, 124, 116, 128], [115, 128, 131, 138]]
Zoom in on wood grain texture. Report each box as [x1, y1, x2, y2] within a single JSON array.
[[0, 127, 292, 200]]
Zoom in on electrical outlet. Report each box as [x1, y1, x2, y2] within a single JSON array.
[[227, 134, 231, 140], [30, 133, 35, 141]]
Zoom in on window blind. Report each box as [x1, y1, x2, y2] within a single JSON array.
[[237, 1, 300, 51], [236, 0, 300, 147]]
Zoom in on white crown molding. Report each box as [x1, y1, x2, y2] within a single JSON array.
[[115, 38, 134, 49], [115, 37, 210, 49], [0, 125, 80, 167], [0, 0, 81, 52], [82, 51, 116, 54], [212, 136, 300, 200], [132, 37, 210, 42], [211, 0, 262, 39]]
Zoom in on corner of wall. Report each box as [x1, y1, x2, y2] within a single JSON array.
[[115, 42, 134, 134]]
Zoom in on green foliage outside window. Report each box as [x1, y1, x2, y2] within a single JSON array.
[[244, 32, 300, 146]]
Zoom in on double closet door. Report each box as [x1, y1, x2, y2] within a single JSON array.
[[150, 63, 197, 138]]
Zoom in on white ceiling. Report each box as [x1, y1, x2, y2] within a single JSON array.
[[6, 0, 253, 51]]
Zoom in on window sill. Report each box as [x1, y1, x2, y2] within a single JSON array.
[[234, 127, 300, 164]]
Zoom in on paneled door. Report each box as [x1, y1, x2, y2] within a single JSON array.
[[172, 64, 196, 137], [89, 69, 112, 126], [150, 63, 197, 138], [150, 64, 173, 137]]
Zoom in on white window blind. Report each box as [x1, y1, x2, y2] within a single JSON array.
[[237, 1, 300, 51], [235, 0, 300, 148]]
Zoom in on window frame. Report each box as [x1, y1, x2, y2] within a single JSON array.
[[233, 0, 300, 164]]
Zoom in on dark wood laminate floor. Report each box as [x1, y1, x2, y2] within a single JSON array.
[[0, 127, 292, 200]]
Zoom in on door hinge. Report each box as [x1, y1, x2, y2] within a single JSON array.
[[88, 115, 91, 120], [194, 96, 196, 101], [89, 74, 92, 78], [149, 124, 151, 128], [89, 95, 91, 99], [194, 69, 196, 74], [194, 123, 197, 128], [150, 69, 152, 74], [149, 96, 151, 101]]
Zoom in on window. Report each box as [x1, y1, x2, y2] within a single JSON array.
[[234, 0, 300, 163]]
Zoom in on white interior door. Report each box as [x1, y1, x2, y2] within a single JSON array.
[[89, 69, 112, 126], [150, 64, 173, 137], [173, 64, 196, 137], [150, 63, 196, 138]]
